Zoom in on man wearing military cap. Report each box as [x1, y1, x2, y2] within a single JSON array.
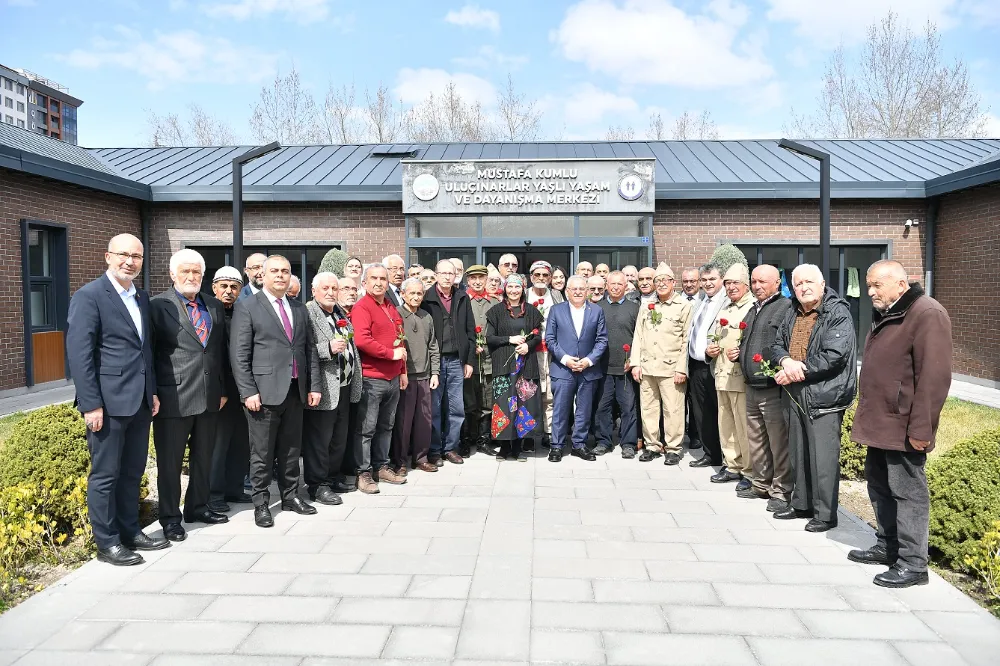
[[462, 264, 499, 455], [526, 260, 562, 448]]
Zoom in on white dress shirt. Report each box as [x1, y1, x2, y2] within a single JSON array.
[[267, 292, 294, 330], [561, 302, 590, 367], [688, 289, 728, 362], [249, 284, 260, 295], [107, 270, 142, 341]]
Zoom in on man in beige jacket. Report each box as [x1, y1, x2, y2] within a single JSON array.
[[706, 263, 755, 486], [629, 262, 693, 465]]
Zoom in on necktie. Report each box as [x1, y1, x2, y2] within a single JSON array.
[[276, 298, 298, 378], [187, 300, 208, 346]]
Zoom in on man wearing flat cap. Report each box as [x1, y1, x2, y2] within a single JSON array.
[[462, 264, 500, 456], [628, 263, 692, 463], [706, 263, 756, 487]]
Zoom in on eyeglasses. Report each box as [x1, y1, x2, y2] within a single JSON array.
[[501, 262, 518, 268], [637, 277, 653, 282], [246, 264, 263, 272], [437, 270, 456, 276], [388, 266, 405, 273], [341, 286, 358, 292], [567, 287, 587, 293], [110, 251, 144, 263], [588, 287, 604, 292], [531, 272, 550, 278], [653, 277, 673, 285]]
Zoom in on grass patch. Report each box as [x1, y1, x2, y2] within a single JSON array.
[[932, 398, 1000, 458]]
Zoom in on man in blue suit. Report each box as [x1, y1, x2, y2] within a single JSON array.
[[544, 275, 608, 462], [67, 233, 166, 566], [238, 252, 267, 302]]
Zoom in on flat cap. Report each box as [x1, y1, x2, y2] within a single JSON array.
[[465, 264, 488, 276]]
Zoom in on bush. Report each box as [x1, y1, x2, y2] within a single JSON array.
[[968, 521, 1000, 603], [0, 404, 89, 492], [839, 400, 866, 480], [319, 248, 348, 278], [710, 243, 749, 276], [928, 427, 1000, 571]]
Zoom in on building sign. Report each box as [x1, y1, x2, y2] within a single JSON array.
[[402, 159, 655, 215]]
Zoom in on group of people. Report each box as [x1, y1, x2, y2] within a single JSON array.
[[67, 233, 953, 590]]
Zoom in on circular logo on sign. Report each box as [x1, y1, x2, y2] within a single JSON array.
[[412, 173, 440, 201], [618, 174, 644, 201]]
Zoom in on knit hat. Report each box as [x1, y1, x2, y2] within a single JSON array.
[[653, 262, 674, 279], [465, 264, 488, 276], [723, 263, 750, 285], [529, 260, 552, 274], [213, 266, 243, 283]]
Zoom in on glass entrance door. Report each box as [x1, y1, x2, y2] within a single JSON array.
[[484, 248, 573, 275]]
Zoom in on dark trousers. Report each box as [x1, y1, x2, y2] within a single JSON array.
[[302, 385, 352, 494], [786, 395, 842, 523], [866, 447, 930, 571], [685, 383, 700, 445], [551, 375, 598, 451], [153, 410, 217, 526], [431, 355, 466, 457], [596, 373, 637, 449], [688, 358, 721, 463], [392, 377, 432, 468], [245, 381, 304, 506], [357, 376, 400, 473], [210, 396, 249, 502], [87, 403, 152, 549], [462, 372, 492, 445], [340, 399, 361, 482]]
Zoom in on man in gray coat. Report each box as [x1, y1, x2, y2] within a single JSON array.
[[150, 249, 230, 542]]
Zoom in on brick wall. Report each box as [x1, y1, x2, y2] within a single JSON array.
[[0, 168, 141, 390], [935, 182, 1000, 382], [148, 201, 405, 293]]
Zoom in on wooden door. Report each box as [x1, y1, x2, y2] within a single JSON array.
[[31, 330, 65, 383]]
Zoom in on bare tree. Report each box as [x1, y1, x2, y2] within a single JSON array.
[[320, 82, 364, 144], [405, 82, 497, 142], [605, 125, 636, 141], [646, 112, 666, 140], [249, 66, 321, 144], [496, 74, 542, 141], [671, 110, 720, 140], [145, 104, 238, 147], [363, 83, 404, 143], [787, 12, 988, 138]]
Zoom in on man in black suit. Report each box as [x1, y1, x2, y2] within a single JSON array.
[[230, 254, 323, 527], [238, 252, 267, 302], [67, 233, 168, 565], [383, 254, 405, 307], [150, 249, 230, 542]]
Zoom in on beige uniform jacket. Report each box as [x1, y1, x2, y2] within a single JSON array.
[[468, 293, 500, 374], [629, 292, 693, 378], [711, 291, 755, 392]]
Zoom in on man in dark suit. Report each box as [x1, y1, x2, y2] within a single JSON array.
[[544, 275, 608, 462], [150, 249, 230, 542], [230, 254, 323, 527], [383, 254, 405, 307], [67, 233, 168, 565], [238, 252, 267, 302]]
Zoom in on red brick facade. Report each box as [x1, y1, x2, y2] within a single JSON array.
[[935, 183, 1000, 383], [0, 168, 141, 390]]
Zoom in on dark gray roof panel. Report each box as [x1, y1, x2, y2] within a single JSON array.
[[0, 123, 120, 175]]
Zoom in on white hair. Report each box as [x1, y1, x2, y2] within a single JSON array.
[[382, 254, 404, 267], [791, 264, 824, 284], [362, 263, 388, 283], [312, 271, 339, 290], [401, 277, 424, 293], [169, 248, 206, 276], [566, 275, 588, 289], [499, 253, 518, 264]]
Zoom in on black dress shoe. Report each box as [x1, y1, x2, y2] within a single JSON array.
[[848, 544, 895, 566], [766, 497, 789, 512], [710, 469, 741, 483], [773, 507, 814, 520], [254, 505, 274, 528], [207, 500, 231, 513], [123, 531, 170, 551], [332, 479, 357, 494], [873, 563, 929, 588], [281, 497, 318, 515], [734, 477, 753, 492], [311, 487, 343, 506], [804, 518, 837, 533], [639, 449, 661, 462], [592, 444, 611, 456], [621, 446, 636, 459], [737, 487, 767, 499], [163, 523, 187, 541], [185, 508, 229, 524], [97, 544, 144, 566], [548, 448, 564, 462], [571, 448, 596, 461], [689, 455, 715, 468], [224, 493, 253, 503], [664, 452, 682, 466]]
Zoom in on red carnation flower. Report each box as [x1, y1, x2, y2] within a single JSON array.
[[534, 301, 542, 307], [623, 344, 631, 353], [719, 318, 729, 327], [648, 303, 656, 310], [752, 353, 763, 363], [738, 321, 747, 330], [475, 325, 482, 333], [336, 319, 348, 327], [531, 328, 540, 335]]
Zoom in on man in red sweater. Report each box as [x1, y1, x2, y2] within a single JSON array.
[[350, 265, 408, 493]]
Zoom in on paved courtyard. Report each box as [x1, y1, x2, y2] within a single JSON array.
[[0, 451, 998, 666]]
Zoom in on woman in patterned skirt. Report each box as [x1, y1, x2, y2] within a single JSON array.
[[486, 274, 544, 461]]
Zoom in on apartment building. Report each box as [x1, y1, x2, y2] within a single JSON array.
[[0, 64, 82, 144]]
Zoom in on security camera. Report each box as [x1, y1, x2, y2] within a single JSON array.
[[904, 219, 919, 227], [524, 239, 532, 247], [904, 219, 913, 227]]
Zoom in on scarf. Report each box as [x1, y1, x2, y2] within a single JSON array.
[[467, 286, 487, 300]]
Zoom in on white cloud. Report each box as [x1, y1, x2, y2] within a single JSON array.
[[984, 113, 1000, 137], [444, 5, 501, 31], [766, 0, 959, 47], [562, 83, 638, 126], [452, 45, 529, 69], [59, 26, 279, 90], [201, 0, 331, 22], [552, 0, 773, 89], [395, 68, 497, 105]]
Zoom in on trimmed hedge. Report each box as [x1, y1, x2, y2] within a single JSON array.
[[927, 427, 1000, 571], [319, 248, 348, 278], [0, 404, 89, 491], [709, 243, 749, 276], [839, 400, 866, 480]]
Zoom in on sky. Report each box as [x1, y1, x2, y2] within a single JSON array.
[[3, 0, 1000, 147]]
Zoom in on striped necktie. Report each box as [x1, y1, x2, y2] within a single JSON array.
[[187, 300, 208, 346]]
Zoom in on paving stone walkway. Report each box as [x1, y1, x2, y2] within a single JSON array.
[[1, 450, 998, 666]]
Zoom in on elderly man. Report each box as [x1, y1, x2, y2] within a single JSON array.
[[287, 275, 301, 300], [238, 252, 267, 301], [408, 264, 424, 279], [705, 264, 756, 486], [336, 275, 362, 492], [450, 257, 466, 288], [545, 275, 608, 462], [636, 267, 657, 303], [680, 267, 703, 449], [419, 268, 437, 290], [67, 234, 164, 565], [150, 249, 230, 541], [595, 271, 641, 457], [629, 264, 692, 464], [576, 261, 594, 278], [351, 265, 408, 493], [303, 272, 363, 506], [231, 255, 322, 527], [768, 264, 856, 532], [738, 265, 793, 511], [383, 254, 406, 306], [680, 268, 701, 302], [687, 263, 728, 469], [849, 261, 951, 587], [587, 275, 606, 303], [595, 263, 610, 279], [421, 260, 476, 465], [393, 277, 440, 473], [497, 253, 519, 278], [209, 267, 253, 514], [527, 260, 563, 447], [462, 265, 499, 456], [622, 265, 639, 289]]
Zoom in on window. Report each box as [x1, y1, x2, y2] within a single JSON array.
[[16, 119, 24, 128], [579, 215, 648, 237], [17, 101, 24, 113], [27, 228, 57, 331], [482, 215, 574, 238], [187, 244, 342, 301], [4, 97, 12, 108], [410, 216, 477, 238], [49, 101, 59, 113], [35, 94, 46, 107], [3, 79, 12, 91], [62, 105, 76, 120], [4, 115, 12, 124], [16, 83, 24, 95], [50, 117, 59, 129], [579, 248, 645, 270]]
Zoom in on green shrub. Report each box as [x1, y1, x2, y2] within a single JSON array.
[[710, 243, 749, 275], [319, 248, 348, 278], [928, 427, 1000, 571], [967, 520, 1000, 603], [839, 400, 866, 480], [0, 404, 89, 491]]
